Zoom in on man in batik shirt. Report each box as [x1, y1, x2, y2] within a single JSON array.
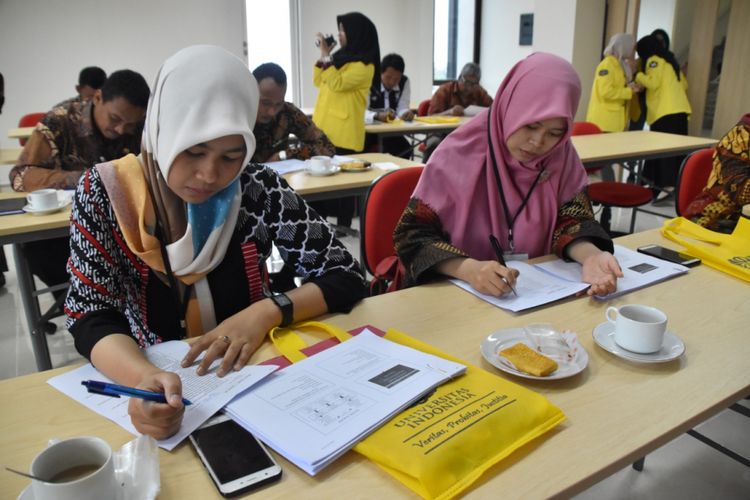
[[9, 69, 149, 331], [251, 62, 334, 163]]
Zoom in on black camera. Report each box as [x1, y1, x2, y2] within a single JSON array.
[[316, 34, 337, 49]]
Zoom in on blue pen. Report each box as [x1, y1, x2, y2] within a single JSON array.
[[81, 380, 192, 405]]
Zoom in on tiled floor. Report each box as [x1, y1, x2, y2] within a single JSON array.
[[1, 199, 748, 497]]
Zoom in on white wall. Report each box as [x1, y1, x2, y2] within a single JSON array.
[[0, 0, 246, 150], [479, 0, 605, 121], [296, 0, 434, 108]]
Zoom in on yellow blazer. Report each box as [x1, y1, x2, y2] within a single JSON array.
[[313, 61, 374, 151], [635, 55, 691, 125], [586, 55, 633, 132]]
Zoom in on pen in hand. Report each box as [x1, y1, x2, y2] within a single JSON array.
[[81, 380, 192, 406], [489, 235, 518, 296]]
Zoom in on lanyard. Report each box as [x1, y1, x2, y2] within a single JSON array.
[[486, 111, 544, 252]]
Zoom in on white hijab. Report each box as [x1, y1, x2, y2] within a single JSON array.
[[603, 33, 636, 82], [143, 45, 258, 278]]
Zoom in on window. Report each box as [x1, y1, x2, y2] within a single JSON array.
[[245, 0, 293, 101], [433, 0, 481, 84]]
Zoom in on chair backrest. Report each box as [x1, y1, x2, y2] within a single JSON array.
[[417, 99, 430, 117], [572, 121, 602, 136], [676, 147, 714, 216], [18, 112, 46, 146], [572, 122, 603, 174], [361, 166, 424, 275]]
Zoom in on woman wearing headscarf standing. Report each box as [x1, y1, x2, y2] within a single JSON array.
[[312, 12, 380, 229], [65, 46, 366, 439], [635, 34, 692, 201], [394, 53, 622, 298], [586, 33, 642, 132]]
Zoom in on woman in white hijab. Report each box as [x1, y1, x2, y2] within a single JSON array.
[[585, 33, 642, 132], [65, 45, 365, 438]]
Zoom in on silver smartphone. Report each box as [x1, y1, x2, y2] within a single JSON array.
[[189, 413, 282, 497], [637, 244, 701, 267]]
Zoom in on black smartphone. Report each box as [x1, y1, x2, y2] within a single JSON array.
[[190, 413, 282, 497], [637, 244, 701, 267]]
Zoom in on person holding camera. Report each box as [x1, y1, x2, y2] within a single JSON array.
[[312, 11, 380, 230]]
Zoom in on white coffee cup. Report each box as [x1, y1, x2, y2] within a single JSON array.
[[30, 436, 118, 500], [606, 304, 667, 354], [309, 155, 332, 173], [26, 189, 59, 210]]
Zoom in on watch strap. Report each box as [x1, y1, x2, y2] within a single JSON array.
[[270, 292, 294, 327]]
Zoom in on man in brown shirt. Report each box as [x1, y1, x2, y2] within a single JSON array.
[[9, 70, 149, 329], [423, 63, 493, 160], [428, 62, 493, 116]]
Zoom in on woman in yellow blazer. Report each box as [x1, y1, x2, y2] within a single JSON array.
[[635, 34, 691, 198], [311, 12, 380, 228], [313, 12, 379, 153], [586, 33, 641, 132]]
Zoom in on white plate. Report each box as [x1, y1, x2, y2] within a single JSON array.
[[22, 200, 71, 216], [480, 326, 589, 380], [304, 164, 340, 177], [592, 322, 685, 363]]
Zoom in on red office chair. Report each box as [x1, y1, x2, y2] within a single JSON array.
[[361, 166, 424, 294], [417, 99, 431, 117], [18, 112, 46, 146], [572, 121, 654, 234], [675, 148, 714, 216]]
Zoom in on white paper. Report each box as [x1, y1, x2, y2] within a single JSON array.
[[265, 158, 307, 175], [463, 105, 489, 116], [450, 261, 589, 313], [225, 330, 466, 475], [373, 161, 401, 171], [534, 245, 688, 300], [47, 341, 276, 450]]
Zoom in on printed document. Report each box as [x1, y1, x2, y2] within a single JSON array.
[[265, 158, 306, 175], [225, 329, 466, 475], [451, 245, 688, 312], [48, 341, 276, 450]]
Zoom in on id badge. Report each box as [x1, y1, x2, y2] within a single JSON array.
[[505, 253, 529, 261]]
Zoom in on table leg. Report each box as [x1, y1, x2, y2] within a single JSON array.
[[12, 243, 52, 371]]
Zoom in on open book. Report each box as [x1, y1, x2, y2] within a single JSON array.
[[224, 329, 466, 475], [451, 245, 689, 313]]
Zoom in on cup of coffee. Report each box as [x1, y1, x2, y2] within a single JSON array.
[[309, 155, 332, 173], [605, 304, 667, 354], [26, 189, 59, 210], [30, 436, 117, 500]]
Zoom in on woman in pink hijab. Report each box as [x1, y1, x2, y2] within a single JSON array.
[[394, 53, 622, 297]]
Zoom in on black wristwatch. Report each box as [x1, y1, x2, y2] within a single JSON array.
[[269, 292, 294, 327]]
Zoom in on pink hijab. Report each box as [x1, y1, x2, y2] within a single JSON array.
[[413, 53, 588, 259]]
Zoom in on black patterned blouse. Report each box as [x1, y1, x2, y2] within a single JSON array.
[[65, 163, 365, 359]]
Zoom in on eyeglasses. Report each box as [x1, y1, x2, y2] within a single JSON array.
[[460, 77, 480, 87]]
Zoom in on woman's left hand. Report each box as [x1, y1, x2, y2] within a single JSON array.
[[181, 303, 276, 377], [581, 251, 623, 296]]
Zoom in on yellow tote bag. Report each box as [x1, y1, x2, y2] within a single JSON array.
[[270, 322, 566, 500], [661, 216, 750, 282]]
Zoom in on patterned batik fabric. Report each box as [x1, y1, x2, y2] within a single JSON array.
[[427, 81, 493, 115], [10, 99, 141, 191], [393, 189, 612, 286], [252, 102, 335, 163], [684, 121, 750, 231], [65, 163, 365, 357]]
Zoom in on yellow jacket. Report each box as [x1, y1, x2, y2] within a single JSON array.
[[586, 55, 633, 132], [635, 55, 691, 125], [313, 61, 374, 151]]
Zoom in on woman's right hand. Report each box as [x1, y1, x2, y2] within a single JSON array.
[[455, 258, 519, 297], [127, 370, 185, 440], [315, 32, 330, 57]]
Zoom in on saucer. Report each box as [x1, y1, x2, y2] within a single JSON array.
[[305, 165, 340, 177], [22, 200, 71, 216], [480, 327, 589, 380], [592, 322, 685, 363]]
